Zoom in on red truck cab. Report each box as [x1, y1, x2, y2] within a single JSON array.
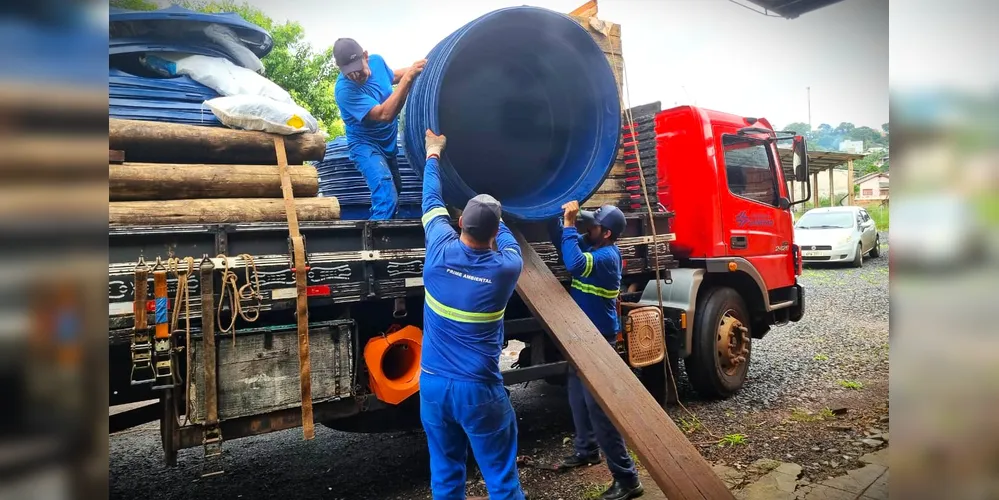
[[636, 105, 809, 398]]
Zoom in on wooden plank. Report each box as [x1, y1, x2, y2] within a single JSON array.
[[274, 135, 316, 440], [108, 198, 341, 225], [109, 163, 319, 201], [200, 259, 219, 427], [597, 178, 659, 193], [512, 230, 734, 500], [570, 14, 622, 36], [188, 324, 353, 422], [569, 0, 598, 17]]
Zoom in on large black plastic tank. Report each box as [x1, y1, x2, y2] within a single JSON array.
[[403, 6, 621, 222]]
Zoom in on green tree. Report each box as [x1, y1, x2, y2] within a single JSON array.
[[783, 121, 811, 136], [835, 122, 855, 135], [853, 150, 888, 176], [109, 0, 345, 137]]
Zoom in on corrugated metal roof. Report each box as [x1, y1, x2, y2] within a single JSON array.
[[740, 0, 846, 19]]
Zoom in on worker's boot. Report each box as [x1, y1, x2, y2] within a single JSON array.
[[601, 478, 644, 500], [558, 452, 602, 470]]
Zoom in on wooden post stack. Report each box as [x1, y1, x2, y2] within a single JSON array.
[[570, 2, 660, 213], [108, 118, 339, 225]]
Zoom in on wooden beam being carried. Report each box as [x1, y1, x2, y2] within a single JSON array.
[[511, 230, 734, 500]]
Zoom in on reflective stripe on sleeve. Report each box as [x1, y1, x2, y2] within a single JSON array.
[[421, 207, 450, 227], [581, 253, 594, 278]]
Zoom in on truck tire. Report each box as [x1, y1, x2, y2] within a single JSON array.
[[685, 287, 751, 399], [852, 243, 863, 268]]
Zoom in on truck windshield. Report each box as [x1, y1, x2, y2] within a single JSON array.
[[795, 212, 854, 229]]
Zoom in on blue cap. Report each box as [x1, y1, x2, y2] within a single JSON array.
[[580, 205, 626, 239]]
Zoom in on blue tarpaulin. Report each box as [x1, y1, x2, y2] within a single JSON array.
[[109, 5, 273, 58], [108, 68, 220, 126], [316, 137, 423, 217], [107, 6, 273, 127]]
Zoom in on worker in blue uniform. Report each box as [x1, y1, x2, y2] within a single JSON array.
[[418, 128, 526, 500], [333, 38, 426, 219], [549, 201, 644, 500]]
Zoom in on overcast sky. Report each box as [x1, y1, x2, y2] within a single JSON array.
[[213, 0, 889, 130]]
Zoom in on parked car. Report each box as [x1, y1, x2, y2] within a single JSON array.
[[794, 206, 880, 267], [890, 194, 989, 270]]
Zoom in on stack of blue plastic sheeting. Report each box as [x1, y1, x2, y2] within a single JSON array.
[[109, 69, 220, 126], [315, 137, 424, 217], [108, 5, 272, 127], [109, 5, 274, 58]]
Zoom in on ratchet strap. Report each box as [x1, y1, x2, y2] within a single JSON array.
[[130, 258, 154, 385], [199, 256, 223, 476], [274, 135, 314, 440]]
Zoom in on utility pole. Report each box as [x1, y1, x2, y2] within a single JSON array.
[[807, 86, 812, 130]]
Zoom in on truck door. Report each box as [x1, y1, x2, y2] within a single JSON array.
[[719, 134, 795, 289]]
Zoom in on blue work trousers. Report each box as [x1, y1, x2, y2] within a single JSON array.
[[349, 145, 402, 220], [419, 371, 525, 500], [567, 349, 639, 484]]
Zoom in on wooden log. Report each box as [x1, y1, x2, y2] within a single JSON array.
[[109, 163, 319, 201], [511, 231, 734, 500], [108, 197, 340, 225], [108, 119, 326, 165]]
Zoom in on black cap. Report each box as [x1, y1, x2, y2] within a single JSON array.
[[461, 194, 502, 241], [333, 38, 365, 74]]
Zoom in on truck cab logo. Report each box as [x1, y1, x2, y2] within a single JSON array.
[[735, 210, 774, 228]]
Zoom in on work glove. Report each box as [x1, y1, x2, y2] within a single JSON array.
[[425, 129, 446, 158]]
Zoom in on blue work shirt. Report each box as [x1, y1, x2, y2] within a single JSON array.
[[419, 158, 523, 383], [334, 54, 398, 156], [561, 227, 622, 338]]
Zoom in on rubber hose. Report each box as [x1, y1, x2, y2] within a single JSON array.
[[403, 6, 621, 222]]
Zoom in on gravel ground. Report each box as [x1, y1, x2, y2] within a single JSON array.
[[110, 233, 890, 499]]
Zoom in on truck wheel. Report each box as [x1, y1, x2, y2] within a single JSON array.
[[685, 287, 751, 398], [869, 235, 881, 258], [852, 243, 863, 268]]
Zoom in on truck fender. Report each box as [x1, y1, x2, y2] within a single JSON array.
[[634, 268, 704, 358]]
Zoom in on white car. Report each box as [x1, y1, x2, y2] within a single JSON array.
[[890, 194, 988, 269], [793, 206, 881, 267]]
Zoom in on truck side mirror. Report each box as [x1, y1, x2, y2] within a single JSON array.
[[792, 135, 809, 182]]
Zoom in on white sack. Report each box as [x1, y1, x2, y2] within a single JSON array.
[[205, 94, 319, 135]]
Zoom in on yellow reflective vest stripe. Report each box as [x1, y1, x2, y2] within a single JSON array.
[[570, 279, 619, 299], [421, 207, 450, 227], [425, 292, 505, 323]]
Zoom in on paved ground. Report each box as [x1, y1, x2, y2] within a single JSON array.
[[109, 234, 890, 500]]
